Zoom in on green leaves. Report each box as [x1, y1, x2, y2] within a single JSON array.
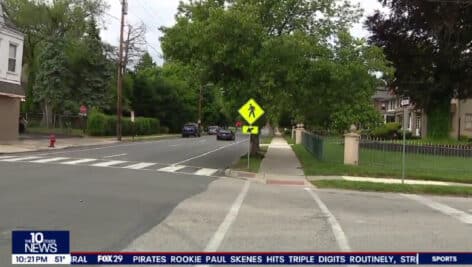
[[160, 0, 391, 132], [366, 0, 472, 137]]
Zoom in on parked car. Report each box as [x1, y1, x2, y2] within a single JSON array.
[[182, 123, 201, 137], [216, 129, 235, 141], [208, 126, 220, 135]]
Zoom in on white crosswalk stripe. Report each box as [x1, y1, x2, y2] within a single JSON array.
[[123, 162, 157, 170], [0, 156, 17, 160], [92, 160, 128, 167], [61, 158, 97, 165], [1, 156, 43, 162], [158, 165, 186, 172], [30, 157, 70, 163], [194, 168, 218, 176], [0, 155, 224, 178]]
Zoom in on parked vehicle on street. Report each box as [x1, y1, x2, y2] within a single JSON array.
[[216, 129, 235, 141], [207, 126, 220, 135], [182, 123, 201, 137]]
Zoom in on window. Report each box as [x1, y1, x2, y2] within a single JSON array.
[[465, 114, 472, 130], [8, 44, 17, 72], [407, 112, 412, 130]]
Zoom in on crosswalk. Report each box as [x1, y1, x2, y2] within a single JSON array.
[[0, 155, 224, 177]]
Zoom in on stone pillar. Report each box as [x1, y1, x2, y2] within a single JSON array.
[[344, 125, 360, 165], [295, 123, 304, 145], [291, 126, 295, 140]]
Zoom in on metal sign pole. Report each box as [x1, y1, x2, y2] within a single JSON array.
[[248, 124, 251, 170], [402, 107, 407, 184]]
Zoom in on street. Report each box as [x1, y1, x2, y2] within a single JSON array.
[[0, 135, 471, 266]]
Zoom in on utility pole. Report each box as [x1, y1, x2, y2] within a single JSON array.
[[116, 0, 127, 141], [198, 86, 202, 127]]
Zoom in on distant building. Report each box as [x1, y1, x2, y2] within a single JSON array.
[[372, 88, 424, 137], [0, 2, 25, 141], [450, 99, 472, 139], [373, 88, 472, 139]]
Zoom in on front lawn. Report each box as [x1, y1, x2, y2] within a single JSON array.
[[292, 144, 472, 184]]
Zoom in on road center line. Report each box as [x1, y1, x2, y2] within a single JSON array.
[[173, 139, 247, 166], [204, 180, 250, 252], [305, 188, 351, 252], [401, 194, 472, 225], [103, 153, 127, 158]]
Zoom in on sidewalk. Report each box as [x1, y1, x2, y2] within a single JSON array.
[[0, 137, 119, 154], [258, 131, 306, 185]]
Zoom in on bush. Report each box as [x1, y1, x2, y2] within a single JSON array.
[[159, 126, 170, 134], [87, 109, 107, 136], [284, 128, 292, 135], [396, 130, 413, 139], [87, 111, 160, 136], [371, 122, 402, 139]]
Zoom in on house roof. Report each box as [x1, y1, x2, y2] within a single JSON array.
[[372, 89, 395, 101], [0, 80, 25, 97]]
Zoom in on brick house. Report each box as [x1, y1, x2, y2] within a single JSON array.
[[0, 2, 25, 141], [373, 88, 472, 139]]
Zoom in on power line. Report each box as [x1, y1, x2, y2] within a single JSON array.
[[104, 12, 120, 21], [136, 0, 165, 25]]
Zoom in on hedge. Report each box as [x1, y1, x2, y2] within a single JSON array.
[[371, 122, 401, 139], [87, 110, 160, 136]]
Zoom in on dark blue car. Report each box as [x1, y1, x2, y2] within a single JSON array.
[[182, 123, 201, 137]]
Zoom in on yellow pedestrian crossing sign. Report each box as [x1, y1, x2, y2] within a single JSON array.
[[242, 125, 259, 135], [238, 98, 265, 125]]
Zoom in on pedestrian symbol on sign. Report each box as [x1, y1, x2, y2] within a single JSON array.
[[248, 103, 256, 118], [238, 99, 264, 125]]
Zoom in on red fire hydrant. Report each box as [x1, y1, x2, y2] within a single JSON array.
[[49, 134, 56, 148]]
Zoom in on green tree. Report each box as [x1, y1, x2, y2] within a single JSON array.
[[161, 0, 390, 153], [33, 37, 70, 127], [70, 16, 111, 109], [366, 0, 472, 138], [3, 0, 108, 121]]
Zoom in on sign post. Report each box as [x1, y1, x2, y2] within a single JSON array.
[[238, 99, 265, 170], [79, 105, 88, 134], [131, 111, 135, 141], [248, 125, 251, 169], [400, 98, 410, 184]]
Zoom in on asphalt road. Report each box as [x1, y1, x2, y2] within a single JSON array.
[[1, 134, 471, 266]]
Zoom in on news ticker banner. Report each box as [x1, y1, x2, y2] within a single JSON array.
[[12, 230, 472, 265]]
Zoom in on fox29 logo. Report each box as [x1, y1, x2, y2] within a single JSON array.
[[12, 231, 70, 254]]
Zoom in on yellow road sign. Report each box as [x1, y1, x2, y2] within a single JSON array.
[[238, 98, 265, 124], [242, 125, 259, 135]]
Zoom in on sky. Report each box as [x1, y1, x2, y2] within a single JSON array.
[[100, 0, 387, 65]]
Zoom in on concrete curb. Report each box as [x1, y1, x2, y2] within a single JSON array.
[[0, 135, 180, 155], [225, 169, 310, 186], [307, 175, 472, 187]]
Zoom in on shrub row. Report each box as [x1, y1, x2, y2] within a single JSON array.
[[87, 110, 160, 136], [370, 122, 416, 139]]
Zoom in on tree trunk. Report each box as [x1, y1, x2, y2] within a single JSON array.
[[41, 101, 54, 128], [250, 134, 259, 156]]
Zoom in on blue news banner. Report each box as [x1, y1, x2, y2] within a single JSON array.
[[12, 231, 472, 265]]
